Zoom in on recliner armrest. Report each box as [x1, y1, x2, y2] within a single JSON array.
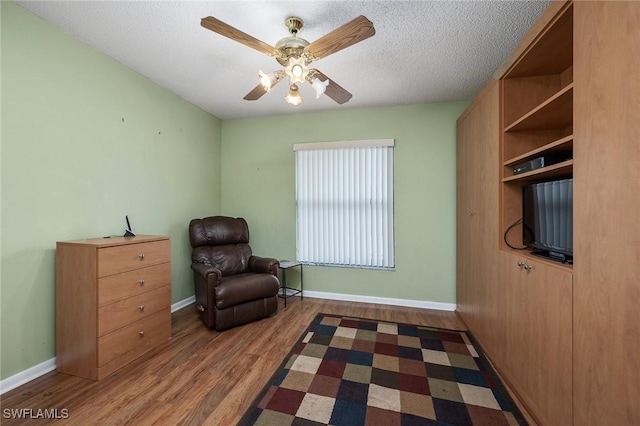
[[248, 256, 279, 276], [191, 263, 222, 285]]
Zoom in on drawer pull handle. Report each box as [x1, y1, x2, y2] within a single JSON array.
[[138, 304, 145, 312], [138, 279, 145, 286], [139, 330, 144, 337], [138, 253, 145, 260]]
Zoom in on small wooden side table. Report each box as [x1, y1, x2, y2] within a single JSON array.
[[278, 260, 303, 308]]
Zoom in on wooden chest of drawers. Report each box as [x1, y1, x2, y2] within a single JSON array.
[[56, 235, 171, 380]]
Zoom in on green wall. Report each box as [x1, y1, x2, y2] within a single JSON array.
[[1, 0, 469, 385], [1, 2, 222, 380], [221, 102, 468, 303]]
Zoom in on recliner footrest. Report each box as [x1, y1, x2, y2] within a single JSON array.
[[215, 273, 279, 309]]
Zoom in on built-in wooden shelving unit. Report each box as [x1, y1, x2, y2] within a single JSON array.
[[500, 3, 574, 256]]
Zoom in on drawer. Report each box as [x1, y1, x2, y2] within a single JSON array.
[[97, 310, 170, 368], [98, 286, 170, 337], [98, 239, 170, 277], [98, 262, 170, 306]]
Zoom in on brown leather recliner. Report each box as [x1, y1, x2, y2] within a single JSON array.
[[188, 216, 280, 331]]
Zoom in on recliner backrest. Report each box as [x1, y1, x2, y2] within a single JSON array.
[[189, 216, 249, 247], [189, 216, 253, 275]]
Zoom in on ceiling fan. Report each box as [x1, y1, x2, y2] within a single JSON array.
[[200, 15, 375, 106]]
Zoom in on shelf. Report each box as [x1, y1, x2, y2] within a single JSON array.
[[505, 84, 573, 132], [500, 2, 574, 272], [502, 159, 573, 183], [501, 247, 573, 271], [504, 135, 573, 167], [504, 3, 574, 79]]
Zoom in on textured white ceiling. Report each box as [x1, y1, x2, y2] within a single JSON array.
[[15, 1, 550, 120]]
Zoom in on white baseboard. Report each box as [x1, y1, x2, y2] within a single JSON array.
[[1, 293, 453, 394], [0, 358, 57, 395], [303, 290, 457, 311], [169, 292, 455, 313], [0, 296, 198, 395], [171, 295, 195, 312]]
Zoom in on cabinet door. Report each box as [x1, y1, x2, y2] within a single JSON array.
[[456, 91, 480, 329], [502, 252, 572, 426], [456, 80, 503, 363], [473, 82, 502, 362], [573, 2, 640, 424]]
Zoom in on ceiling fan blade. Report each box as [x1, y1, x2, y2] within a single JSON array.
[[306, 15, 375, 60], [201, 16, 276, 56], [313, 71, 353, 104], [243, 84, 268, 101], [243, 76, 283, 101]]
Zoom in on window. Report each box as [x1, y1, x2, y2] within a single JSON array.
[[294, 139, 395, 268]]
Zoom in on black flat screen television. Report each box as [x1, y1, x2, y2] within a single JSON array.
[[522, 178, 573, 263]]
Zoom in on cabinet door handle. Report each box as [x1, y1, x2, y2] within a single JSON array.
[[138, 279, 145, 286], [138, 304, 145, 312], [138, 253, 145, 260], [138, 330, 144, 337], [517, 261, 533, 271]]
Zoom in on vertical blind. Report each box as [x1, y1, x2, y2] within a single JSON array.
[[294, 139, 395, 268]]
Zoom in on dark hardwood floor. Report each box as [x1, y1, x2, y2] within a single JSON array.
[[1, 297, 466, 425]]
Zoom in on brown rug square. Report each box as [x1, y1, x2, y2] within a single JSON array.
[[238, 313, 526, 425]]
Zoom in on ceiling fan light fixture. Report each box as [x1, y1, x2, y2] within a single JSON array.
[[284, 56, 309, 85], [285, 84, 303, 106], [258, 70, 282, 92], [311, 77, 330, 98]]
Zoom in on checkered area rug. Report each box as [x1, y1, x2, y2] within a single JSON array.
[[239, 313, 526, 426]]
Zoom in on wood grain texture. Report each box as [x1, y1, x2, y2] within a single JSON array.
[[501, 129, 566, 166], [501, 252, 573, 426], [456, 79, 501, 369], [55, 244, 99, 380], [505, 84, 573, 132], [468, 3, 576, 424], [98, 263, 171, 306], [56, 236, 171, 381], [503, 135, 573, 167], [97, 311, 170, 373], [314, 70, 352, 104], [306, 15, 375, 60], [200, 16, 275, 57], [572, 2, 640, 424], [457, 78, 498, 124], [455, 86, 479, 331], [97, 240, 170, 277], [59, 235, 169, 248], [1, 298, 466, 425], [98, 286, 171, 337], [473, 81, 504, 366], [499, 2, 574, 258], [502, 74, 563, 127], [502, 3, 573, 80], [243, 82, 268, 101]]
